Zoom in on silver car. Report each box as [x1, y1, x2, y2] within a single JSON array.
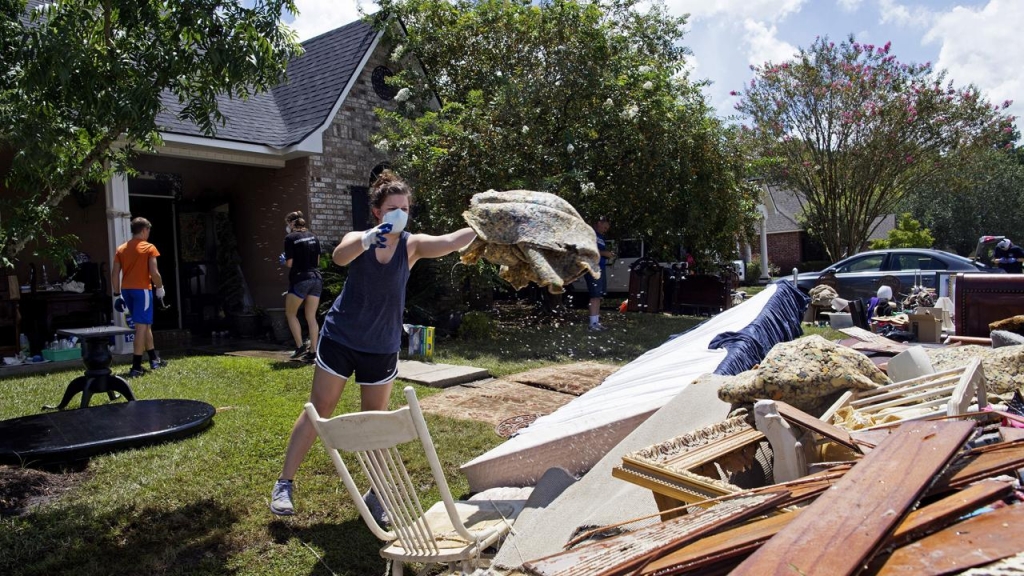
[[788, 248, 1003, 301]]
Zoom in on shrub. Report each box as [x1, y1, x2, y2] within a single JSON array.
[[458, 310, 495, 340], [745, 256, 780, 282]]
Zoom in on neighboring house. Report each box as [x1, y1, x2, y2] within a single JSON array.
[[755, 183, 896, 272], [3, 14, 422, 339]]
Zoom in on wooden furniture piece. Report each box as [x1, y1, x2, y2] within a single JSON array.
[[731, 420, 975, 576], [671, 274, 732, 315], [611, 416, 772, 518], [825, 359, 987, 431], [43, 326, 137, 410], [305, 386, 526, 576], [0, 274, 21, 356], [19, 290, 110, 354], [954, 272, 1024, 337]]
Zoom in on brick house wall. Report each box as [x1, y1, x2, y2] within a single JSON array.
[[766, 231, 802, 272], [307, 42, 397, 246]]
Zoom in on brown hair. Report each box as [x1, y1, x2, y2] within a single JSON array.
[[285, 211, 307, 231], [369, 170, 413, 209], [130, 217, 152, 235]]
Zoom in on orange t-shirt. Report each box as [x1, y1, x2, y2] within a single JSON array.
[[116, 238, 160, 290]]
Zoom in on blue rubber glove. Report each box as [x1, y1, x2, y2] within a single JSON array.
[[278, 252, 287, 265], [361, 223, 394, 250], [113, 294, 127, 314], [1000, 257, 1015, 264]]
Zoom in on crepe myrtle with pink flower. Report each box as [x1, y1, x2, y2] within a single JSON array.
[[733, 34, 1015, 262]]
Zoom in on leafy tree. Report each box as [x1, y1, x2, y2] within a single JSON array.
[[0, 0, 301, 269], [868, 212, 933, 249], [371, 0, 759, 265], [902, 148, 1024, 255], [734, 35, 1015, 261]]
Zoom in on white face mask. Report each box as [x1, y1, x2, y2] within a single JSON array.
[[285, 226, 292, 234], [382, 209, 408, 234]]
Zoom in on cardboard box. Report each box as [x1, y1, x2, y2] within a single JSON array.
[[916, 306, 953, 332], [909, 311, 942, 343]]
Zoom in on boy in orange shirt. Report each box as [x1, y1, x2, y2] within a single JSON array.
[[111, 217, 166, 377]]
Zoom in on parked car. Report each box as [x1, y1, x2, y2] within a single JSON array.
[[786, 248, 1004, 301]]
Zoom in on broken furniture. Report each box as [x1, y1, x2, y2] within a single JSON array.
[[825, 358, 987, 431], [43, 326, 137, 411], [668, 273, 733, 315], [19, 289, 111, 355], [955, 272, 1024, 337], [305, 386, 526, 576], [0, 273, 21, 357], [0, 399, 215, 464]]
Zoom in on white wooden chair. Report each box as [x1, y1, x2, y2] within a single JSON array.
[[305, 386, 524, 575]]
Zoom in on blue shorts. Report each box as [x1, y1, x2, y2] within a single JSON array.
[[313, 336, 398, 386], [122, 289, 154, 324], [288, 277, 323, 299], [584, 269, 606, 298]]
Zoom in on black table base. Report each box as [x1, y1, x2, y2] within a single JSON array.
[[44, 328, 136, 410]]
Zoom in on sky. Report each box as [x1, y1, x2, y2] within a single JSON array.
[[279, 0, 1022, 128]]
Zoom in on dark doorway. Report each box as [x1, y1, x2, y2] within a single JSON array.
[[128, 176, 181, 330], [351, 185, 371, 231]]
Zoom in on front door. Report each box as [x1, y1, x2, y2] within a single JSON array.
[[128, 174, 181, 330]]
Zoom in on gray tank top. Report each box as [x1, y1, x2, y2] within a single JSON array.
[[321, 232, 411, 353]]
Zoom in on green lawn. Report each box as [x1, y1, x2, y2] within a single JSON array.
[[0, 308, 705, 576]]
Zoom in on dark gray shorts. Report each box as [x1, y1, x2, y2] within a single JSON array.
[[288, 277, 323, 299], [313, 336, 398, 386]]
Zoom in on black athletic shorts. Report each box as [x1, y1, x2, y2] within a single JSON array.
[[313, 335, 398, 386]]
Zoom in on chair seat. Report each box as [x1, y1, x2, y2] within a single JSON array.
[[381, 499, 524, 561]]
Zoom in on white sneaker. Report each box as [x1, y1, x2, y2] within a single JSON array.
[[270, 480, 295, 516], [589, 323, 608, 332]]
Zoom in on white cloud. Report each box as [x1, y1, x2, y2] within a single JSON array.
[[666, 0, 807, 23], [742, 19, 799, 67], [287, 0, 376, 41], [877, 0, 933, 28], [837, 0, 863, 12], [925, 0, 1023, 125]]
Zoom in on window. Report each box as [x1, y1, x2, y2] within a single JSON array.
[[894, 254, 947, 271], [371, 66, 398, 101], [837, 254, 884, 273]]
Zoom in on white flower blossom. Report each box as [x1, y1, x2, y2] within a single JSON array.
[[555, 80, 562, 87], [604, 98, 614, 108], [521, 125, 530, 134], [395, 88, 411, 102], [392, 44, 405, 60], [581, 182, 596, 194], [405, 102, 416, 112], [642, 81, 654, 90], [638, 66, 651, 73], [377, 139, 390, 152], [622, 105, 639, 119], [566, 143, 575, 154]]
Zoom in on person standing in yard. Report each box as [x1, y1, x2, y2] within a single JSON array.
[[281, 211, 322, 361], [992, 238, 1024, 274], [111, 217, 166, 378], [583, 216, 614, 331], [270, 171, 477, 517]]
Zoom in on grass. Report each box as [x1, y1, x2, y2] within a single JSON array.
[[0, 306, 701, 576]]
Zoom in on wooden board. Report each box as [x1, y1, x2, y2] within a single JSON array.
[[522, 493, 787, 576], [0, 399, 216, 464], [773, 401, 860, 453], [730, 420, 974, 576], [872, 504, 1024, 575]]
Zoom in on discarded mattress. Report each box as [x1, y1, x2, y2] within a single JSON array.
[[462, 281, 809, 491], [460, 190, 600, 293]]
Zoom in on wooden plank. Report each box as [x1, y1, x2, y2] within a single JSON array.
[[640, 478, 1012, 575], [871, 504, 1024, 575], [889, 479, 1014, 547], [522, 493, 787, 576], [730, 420, 975, 576], [639, 511, 799, 575], [774, 401, 861, 453], [931, 441, 1024, 493]]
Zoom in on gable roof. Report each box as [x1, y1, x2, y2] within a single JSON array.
[[155, 17, 380, 149], [762, 182, 896, 240]]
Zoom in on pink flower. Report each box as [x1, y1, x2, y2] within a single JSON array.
[[729, 90, 738, 96]]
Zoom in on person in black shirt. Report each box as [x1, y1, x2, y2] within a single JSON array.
[[282, 211, 322, 360], [993, 238, 1024, 274]]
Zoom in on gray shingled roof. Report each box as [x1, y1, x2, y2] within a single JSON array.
[[155, 17, 380, 148], [763, 182, 895, 240]]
